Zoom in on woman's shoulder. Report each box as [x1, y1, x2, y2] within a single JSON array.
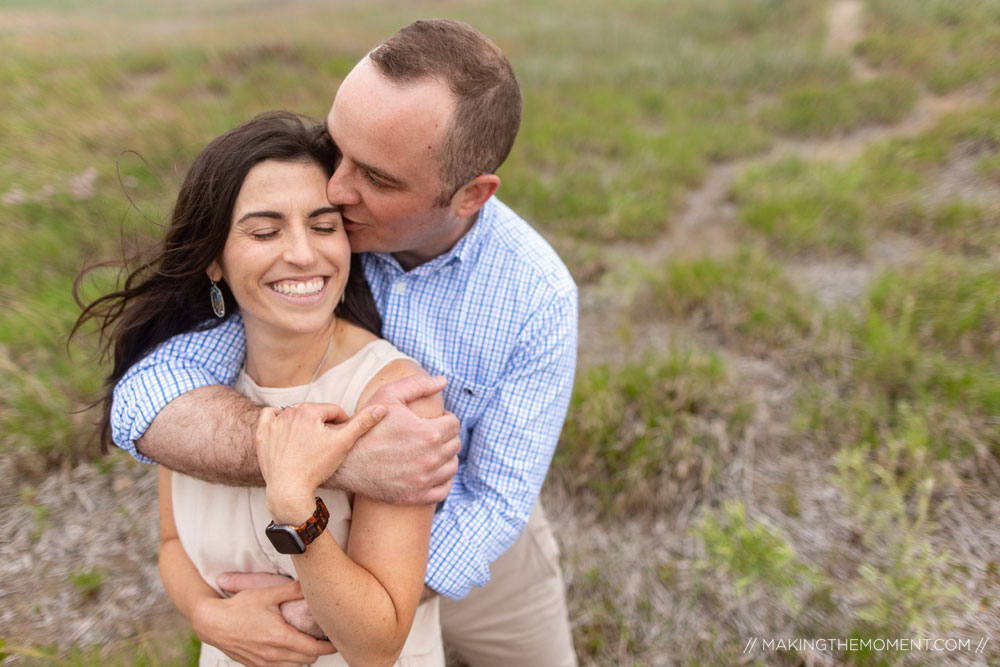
[[339, 320, 380, 352], [357, 354, 441, 418], [351, 338, 437, 414], [339, 323, 413, 367]]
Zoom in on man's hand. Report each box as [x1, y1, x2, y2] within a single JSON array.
[[219, 572, 326, 640], [331, 374, 460, 505], [193, 576, 335, 667], [256, 402, 387, 521]]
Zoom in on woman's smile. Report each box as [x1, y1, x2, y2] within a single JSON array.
[[268, 276, 328, 298]]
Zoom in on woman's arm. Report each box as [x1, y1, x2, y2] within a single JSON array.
[[157, 467, 335, 667], [259, 360, 442, 666]]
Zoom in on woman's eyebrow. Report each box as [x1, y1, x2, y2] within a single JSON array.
[[309, 206, 340, 218], [236, 210, 283, 224]]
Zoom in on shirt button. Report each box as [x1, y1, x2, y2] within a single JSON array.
[[393, 281, 406, 294]]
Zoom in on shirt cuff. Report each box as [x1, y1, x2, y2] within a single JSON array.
[[111, 365, 229, 463], [424, 491, 525, 599]]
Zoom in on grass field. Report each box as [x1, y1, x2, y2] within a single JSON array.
[[1, 0, 999, 664]]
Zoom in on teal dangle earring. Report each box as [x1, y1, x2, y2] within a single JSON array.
[[210, 280, 226, 318]]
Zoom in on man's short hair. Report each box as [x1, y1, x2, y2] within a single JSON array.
[[369, 19, 522, 206]]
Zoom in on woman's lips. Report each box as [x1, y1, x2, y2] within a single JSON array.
[[267, 277, 329, 302]]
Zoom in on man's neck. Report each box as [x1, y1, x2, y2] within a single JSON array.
[[392, 210, 480, 271]]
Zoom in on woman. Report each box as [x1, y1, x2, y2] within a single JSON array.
[[74, 111, 444, 666]]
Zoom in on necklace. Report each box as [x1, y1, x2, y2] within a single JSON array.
[[298, 333, 335, 404], [266, 321, 338, 410]]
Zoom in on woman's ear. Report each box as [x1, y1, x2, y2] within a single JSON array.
[[206, 261, 223, 282], [450, 174, 501, 218]]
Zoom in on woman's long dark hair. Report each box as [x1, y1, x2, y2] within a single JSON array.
[[72, 111, 381, 451]]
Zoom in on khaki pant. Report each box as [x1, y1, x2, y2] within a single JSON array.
[[439, 502, 577, 667]]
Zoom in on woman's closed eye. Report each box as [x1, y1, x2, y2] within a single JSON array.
[[250, 228, 279, 240], [312, 222, 340, 234]]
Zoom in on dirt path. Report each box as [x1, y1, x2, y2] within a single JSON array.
[[574, 75, 982, 355], [826, 0, 873, 80], [579, 0, 983, 324]]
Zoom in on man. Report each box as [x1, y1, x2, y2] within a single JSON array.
[[114, 20, 578, 667]]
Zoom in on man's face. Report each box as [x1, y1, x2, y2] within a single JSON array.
[[326, 59, 466, 270]]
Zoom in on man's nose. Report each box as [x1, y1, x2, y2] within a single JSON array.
[[327, 164, 360, 206]]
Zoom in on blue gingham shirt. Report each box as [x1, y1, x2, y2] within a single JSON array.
[[111, 196, 578, 599]]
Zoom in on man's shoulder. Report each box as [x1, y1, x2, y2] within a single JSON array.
[[476, 197, 576, 299], [138, 313, 246, 370]]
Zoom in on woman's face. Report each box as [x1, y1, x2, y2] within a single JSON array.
[[208, 159, 350, 339]]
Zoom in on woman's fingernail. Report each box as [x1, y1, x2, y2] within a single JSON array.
[[372, 405, 387, 420]]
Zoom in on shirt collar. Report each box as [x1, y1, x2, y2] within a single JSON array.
[[366, 197, 496, 275]]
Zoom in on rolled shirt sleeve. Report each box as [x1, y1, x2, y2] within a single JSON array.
[[110, 314, 247, 462]]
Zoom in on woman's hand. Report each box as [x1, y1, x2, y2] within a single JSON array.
[[191, 578, 335, 666], [255, 402, 386, 523], [218, 572, 328, 640]]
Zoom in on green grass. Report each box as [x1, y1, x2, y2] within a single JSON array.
[[734, 104, 1000, 256], [0, 633, 200, 666], [695, 500, 816, 604], [797, 256, 1000, 460], [68, 568, 105, 600], [857, 0, 1000, 94], [734, 158, 873, 254], [635, 247, 818, 352], [760, 75, 918, 138], [834, 420, 966, 642], [883, 199, 1000, 256], [854, 259, 999, 416], [557, 347, 751, 516]]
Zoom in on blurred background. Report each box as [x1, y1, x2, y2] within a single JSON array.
[[1, 0, 998, 664]]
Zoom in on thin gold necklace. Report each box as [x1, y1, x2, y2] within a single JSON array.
[[252, 320, 337, 409], [299, 332, 335, 404]]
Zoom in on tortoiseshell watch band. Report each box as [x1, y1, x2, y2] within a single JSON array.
[[265, 496, 330, 554]]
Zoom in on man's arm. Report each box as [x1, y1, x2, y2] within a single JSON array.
[[140, 386, 262, 484], [112, 313, 273, 484], [111, 314, 247, 464], [425, 289, 578, 599], [330, 378, 461, 503], [112, 313, 459, 493]]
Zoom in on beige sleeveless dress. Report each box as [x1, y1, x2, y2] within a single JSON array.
[[171, 339, 444, 666]]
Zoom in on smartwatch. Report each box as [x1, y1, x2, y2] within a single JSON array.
[[265, 496, 330, 555]]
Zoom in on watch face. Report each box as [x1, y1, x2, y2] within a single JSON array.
[[266, 524, 306, 554]]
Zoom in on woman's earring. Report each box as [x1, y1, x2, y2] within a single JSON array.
[[340, 290, 346, 305], [210, 280, 226, 318]]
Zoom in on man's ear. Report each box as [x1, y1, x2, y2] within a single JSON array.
[[450, 174, 500, 218], [206, 261, 223, 282]]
